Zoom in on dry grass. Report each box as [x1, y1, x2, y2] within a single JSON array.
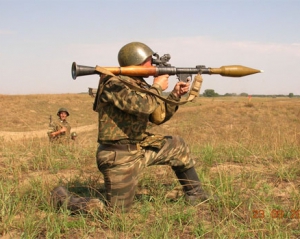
[[0, 94, 300, 238], [0, 94, 97, 132]]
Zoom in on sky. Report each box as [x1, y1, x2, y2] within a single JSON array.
[[0, 0, 300, 95]]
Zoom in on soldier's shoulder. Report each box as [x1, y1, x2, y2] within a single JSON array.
[[63, 120, 70, 126], [51, 119, 60, 125], [103, 76, 128, 90], [108, 75, 135, 83]]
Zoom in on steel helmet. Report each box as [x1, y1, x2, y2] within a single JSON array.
[[118, 42, 154, 67], [57, 108, 69, 116], [71, 132, 77, 137]]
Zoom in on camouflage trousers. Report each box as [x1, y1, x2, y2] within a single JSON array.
[[96, 135, 195, 211]]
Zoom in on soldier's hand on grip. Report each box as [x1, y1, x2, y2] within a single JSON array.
[[153, 74, 169, 91], [172, 82, 190, 97]]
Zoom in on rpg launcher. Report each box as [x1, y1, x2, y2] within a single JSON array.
[[71, 53, 262, 81]]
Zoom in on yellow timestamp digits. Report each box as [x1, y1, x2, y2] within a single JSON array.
[[253, 210, 265, 219], [253, 209, 300, 219]]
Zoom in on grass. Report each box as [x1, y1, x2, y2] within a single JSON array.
[[0, 94, 300, 238]]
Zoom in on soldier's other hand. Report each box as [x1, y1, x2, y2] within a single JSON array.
[[172, 81, 190, 98], [60, 127, 67, 133], [153, 74, 169, 91]]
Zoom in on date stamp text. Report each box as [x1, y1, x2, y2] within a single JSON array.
[[252, 209, 300, 219]]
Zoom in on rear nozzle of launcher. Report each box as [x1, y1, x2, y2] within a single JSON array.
[[72, 62, 97, 80]]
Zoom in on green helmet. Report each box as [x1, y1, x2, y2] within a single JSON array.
[[71, 132, 77, 137], [57, 108, 69, 116], [118, 42, 154, 67]]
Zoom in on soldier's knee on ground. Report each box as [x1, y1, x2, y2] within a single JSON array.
[[50, 186, 105, 214]]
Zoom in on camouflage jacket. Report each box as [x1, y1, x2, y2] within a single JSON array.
[[48, 118, 71, 143], [94, 75, 180, 144]]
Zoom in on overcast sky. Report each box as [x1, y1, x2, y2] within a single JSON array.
[[1, 0, 299, 95]]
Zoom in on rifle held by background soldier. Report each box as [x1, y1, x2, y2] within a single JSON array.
[[49, 115, 52, 127]]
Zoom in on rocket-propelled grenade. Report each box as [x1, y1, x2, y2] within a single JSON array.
[[208, 65, 262, 77]]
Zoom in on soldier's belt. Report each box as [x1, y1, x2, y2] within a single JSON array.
[[100, 144, 138, 151]]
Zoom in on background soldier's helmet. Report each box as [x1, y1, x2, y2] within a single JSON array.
[[57, 108, 69, 116], [71, 132, 77, 137], [118, 42, 154, 67]]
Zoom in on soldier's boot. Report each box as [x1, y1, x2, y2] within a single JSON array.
[[175, 167, 210, 205], [50, 186, 104, 214]]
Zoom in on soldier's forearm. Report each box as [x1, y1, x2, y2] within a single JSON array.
[[51, 129, 63, 137]]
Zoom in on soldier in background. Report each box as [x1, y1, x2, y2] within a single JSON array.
[[51, 42, 211, 214], [71, 132, 77, 141], [48, 108, 76, 144]]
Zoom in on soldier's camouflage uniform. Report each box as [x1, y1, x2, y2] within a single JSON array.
[[95, 75, 195, 211], [48, 119, 71, 144]]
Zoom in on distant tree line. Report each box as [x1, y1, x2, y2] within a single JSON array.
[[123, 89, 299, 98], [199, 89, 299, 98]]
